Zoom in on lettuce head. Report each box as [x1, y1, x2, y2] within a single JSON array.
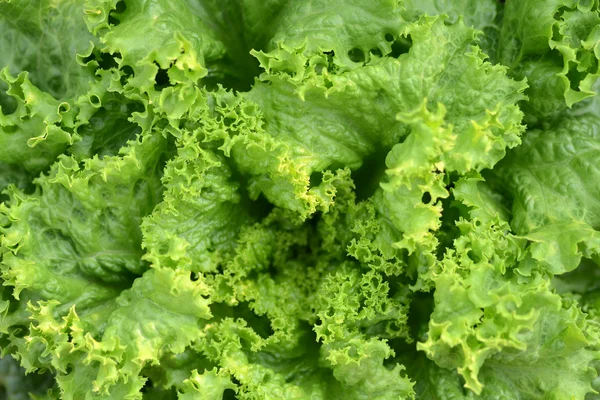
[[1, 0, 600, 399]]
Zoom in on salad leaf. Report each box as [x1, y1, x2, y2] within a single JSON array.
[[499, 0, 600, 119], [0, 0, 96, 99], [494, 105, 600, 274]]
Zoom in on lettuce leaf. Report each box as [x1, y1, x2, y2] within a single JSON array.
[[0, 0, 96, 99], [499, 0, 600, 119], [494, 107, 600, 274]]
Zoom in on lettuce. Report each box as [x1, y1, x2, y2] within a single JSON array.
[[1, 0, 600, 399]]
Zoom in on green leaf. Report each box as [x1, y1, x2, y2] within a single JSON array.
[[241, 17, 525, 217], [142, 129, 252, 273], [1, 1, 598, 398], [401, 0, 501, 59], [0, 0, 96, 99], [15, 268, 212, 399], [57, 268, 211, 397], [85, 0, 226, 93], [0, 70, 77, 173], [178, 368, 236, 400], [322, 336, 415, 400], [419, 218, 599, 397], [260, 0, 405, 68], [0, 131, 167, 377], [499, 0, 600, 117], [494, 110, 600, 274]]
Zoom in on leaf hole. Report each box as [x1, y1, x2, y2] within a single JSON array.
[[223, 388, 238, 399], [119, 65, 135, 87], [421, 191, 432, 204], [10, 324, 28, 339], [223, 117, 236, 127], [309, 171, 323, 187], [89, 95, 101, 107], [391, 35, 413, 58], [98, 52, 120, 70], [0, 80, 17, 115], [467, 250, 481, 263], [108, 0, 127, 25], [566, 63, 585, 91], [158, 242, 170, 255], [2, 125, 18, 134], [154, 64, 171, 91], [370, 48, 383, 58], [348, 48, 365, 63]]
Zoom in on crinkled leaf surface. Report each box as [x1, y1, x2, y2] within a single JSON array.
[[494, 109, 600, 274], [0, 0, 96, 99], [499, 0, 600, 118]]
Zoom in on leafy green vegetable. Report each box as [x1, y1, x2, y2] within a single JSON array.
[[499, 0, 600, 119], [1, 0, 600, 399]]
